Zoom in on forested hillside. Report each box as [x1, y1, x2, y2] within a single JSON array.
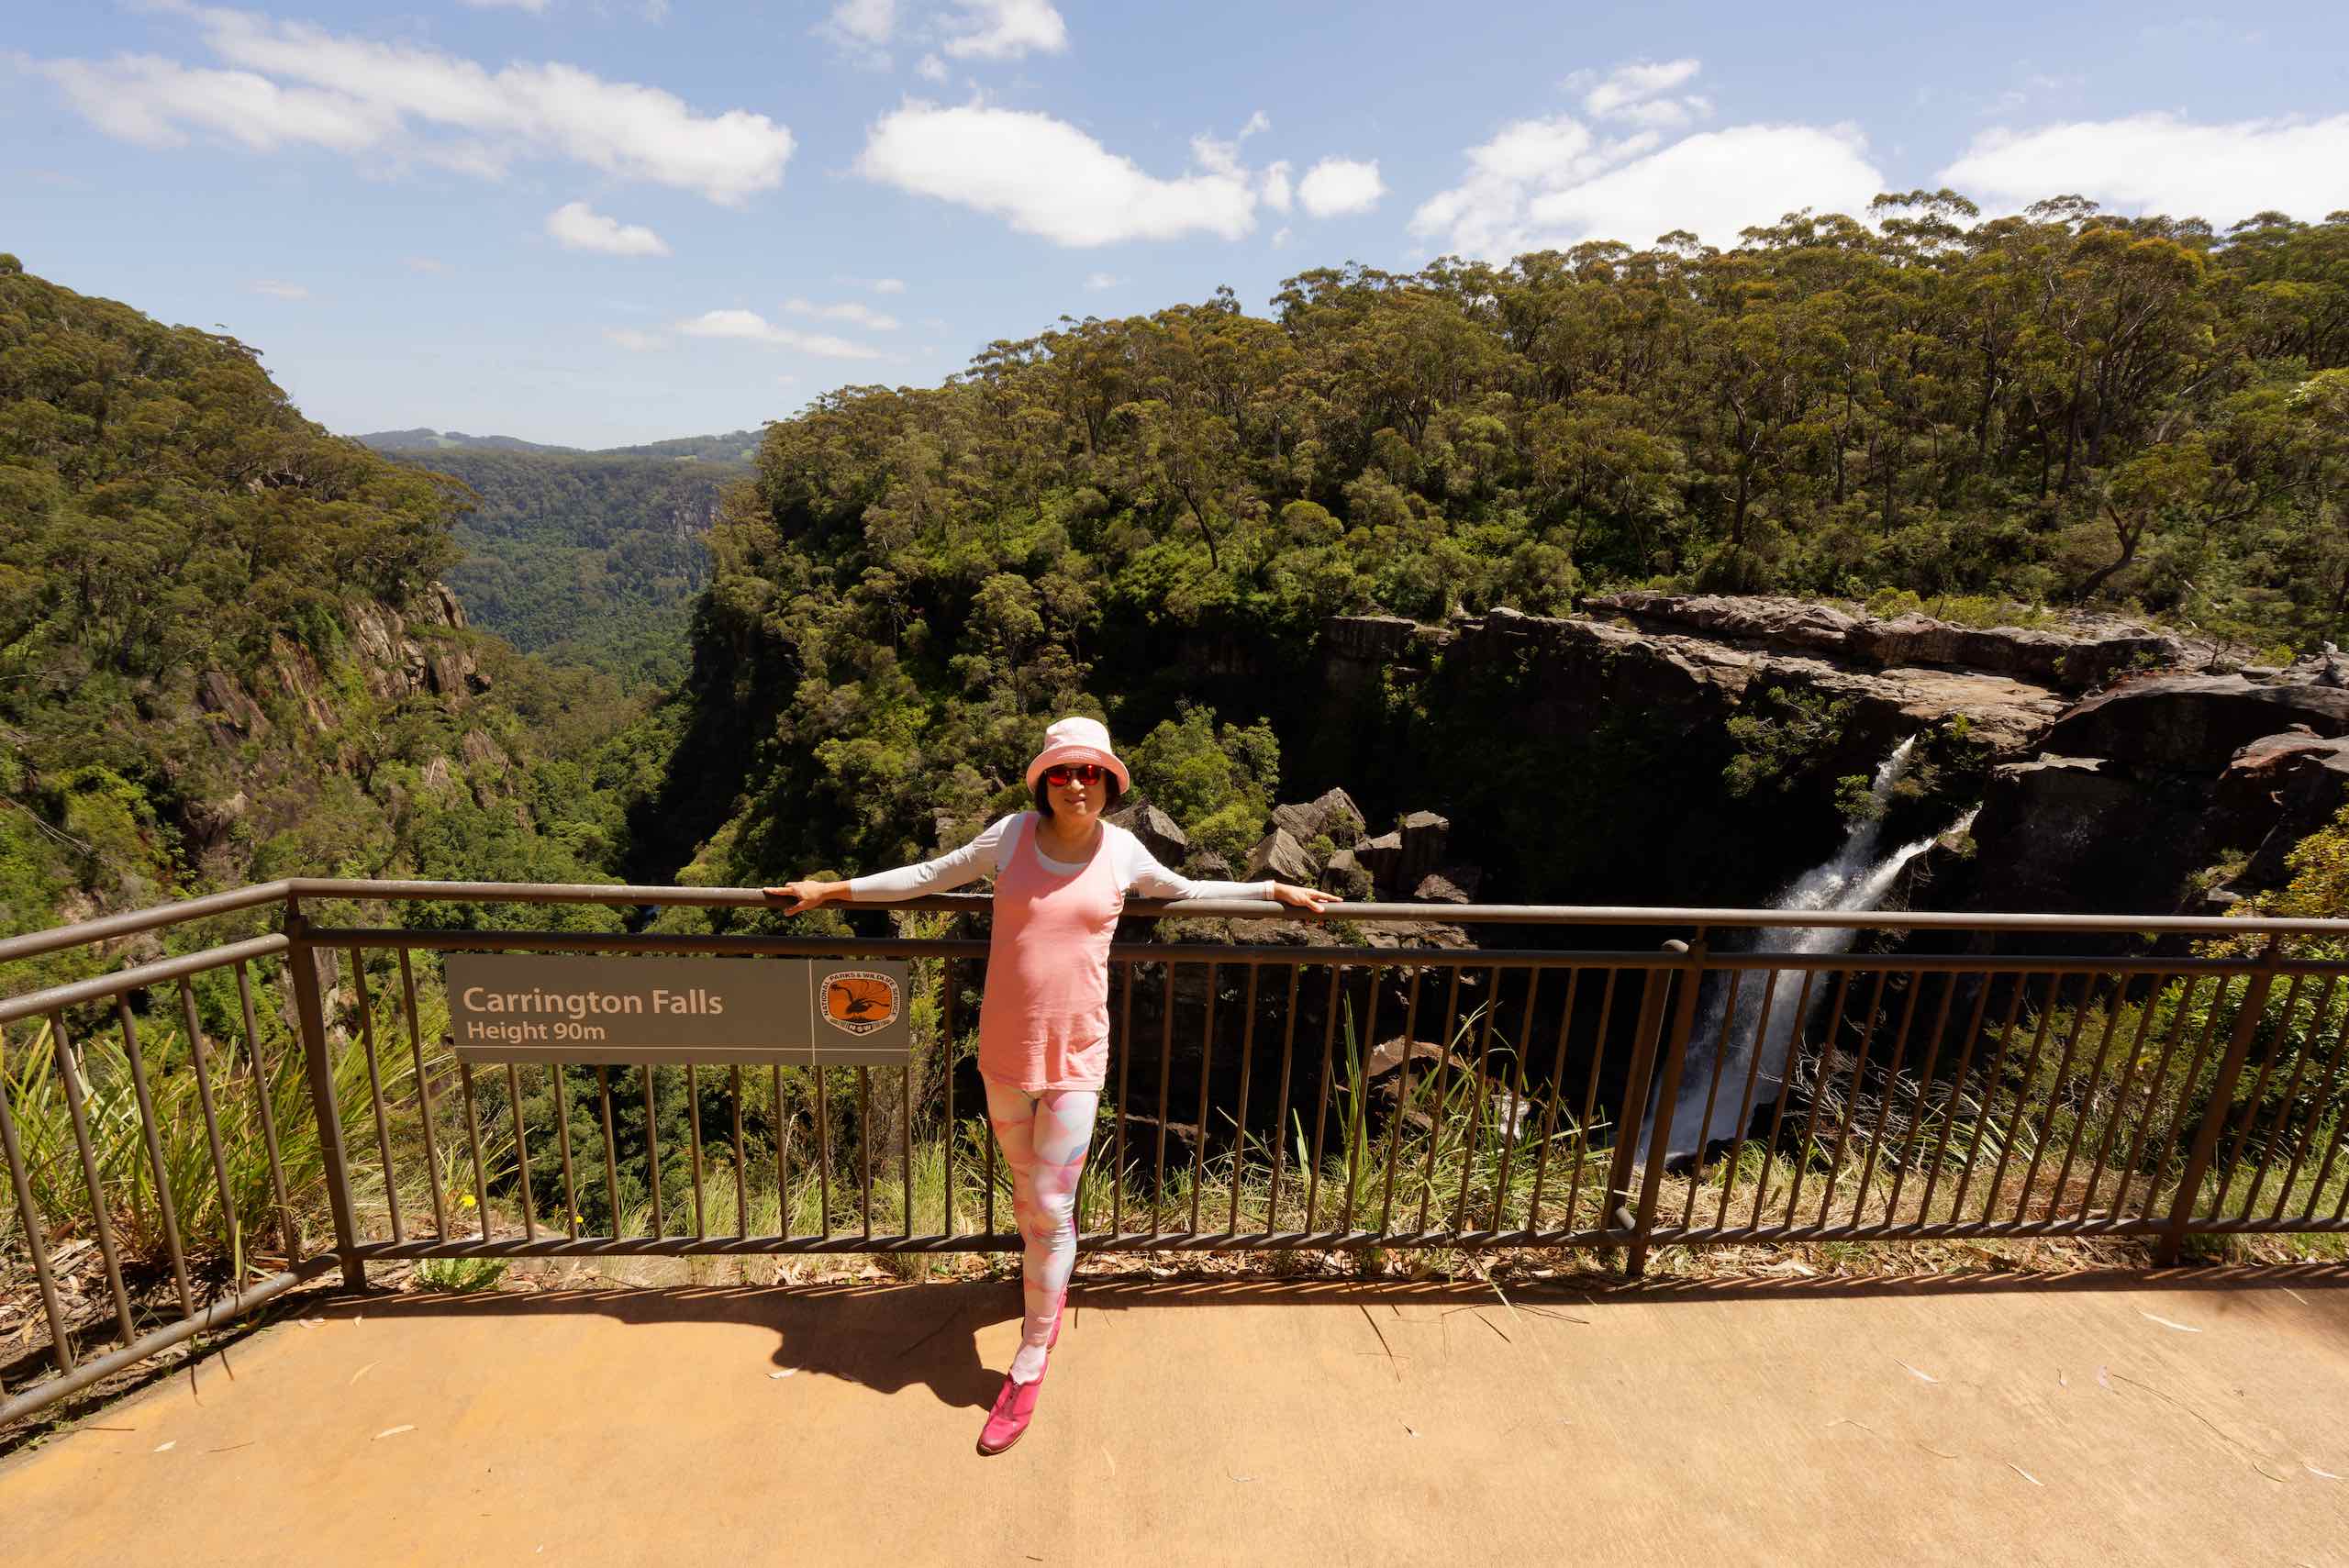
[[656, 195, 2349, 905], [376, 447, 746, 687], [0, 255, 663, 955]]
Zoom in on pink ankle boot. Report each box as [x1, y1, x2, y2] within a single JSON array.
[[976, 1316, 1062, 1456]]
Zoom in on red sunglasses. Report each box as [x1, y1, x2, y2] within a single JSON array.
[[1041, 763, 1108, 787]]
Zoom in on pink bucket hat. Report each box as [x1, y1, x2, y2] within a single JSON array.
[[1025, 715, 1131, 793]]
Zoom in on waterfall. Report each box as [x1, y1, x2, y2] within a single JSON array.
[[1663, 738, 1972, 1159]]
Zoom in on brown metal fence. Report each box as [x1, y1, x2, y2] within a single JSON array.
[[6, 877, 2349, 1427]]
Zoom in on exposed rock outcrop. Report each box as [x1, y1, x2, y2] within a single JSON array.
[[1586, 591, 2202, 693], [1325, 604, 2077, 761], [2037, 675, 2349, 772]]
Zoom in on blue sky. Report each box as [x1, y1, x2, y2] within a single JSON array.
[[7, 1, 2346, 446]]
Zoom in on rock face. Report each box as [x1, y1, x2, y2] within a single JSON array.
[[2036, 676, 2349, 771], [1313, 589, 2349, 924], [1587, 591, 2200, 694], [1932, 664, 2349, 923], [2215, 732, 2349, 885], [1327, 603, 2076, 761]]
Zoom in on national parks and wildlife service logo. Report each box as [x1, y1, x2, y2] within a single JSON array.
[[821, 970, 900, 1037]]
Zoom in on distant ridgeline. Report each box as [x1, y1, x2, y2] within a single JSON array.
[[361, 430, 756, 688], [0, 257, 666, 961], [640, 197, 2349, 917]]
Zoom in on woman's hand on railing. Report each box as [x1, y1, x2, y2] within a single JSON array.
[[763, 879, 847, 914], [1269, 882, 1341, 915]]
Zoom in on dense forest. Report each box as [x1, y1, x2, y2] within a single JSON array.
[[374, 445, 745, 687], [0, 253, 664, 964], [653, 195, 2349, 907]]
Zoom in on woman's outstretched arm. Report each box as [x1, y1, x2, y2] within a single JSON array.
[[1119, 836, 1340, 912], [765, 817, 1012, 914]]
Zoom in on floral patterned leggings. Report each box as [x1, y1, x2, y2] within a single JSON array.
[[984, 1082, 1099, 1351]]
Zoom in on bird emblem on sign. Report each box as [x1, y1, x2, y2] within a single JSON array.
[[821, 970, 900, 1037]]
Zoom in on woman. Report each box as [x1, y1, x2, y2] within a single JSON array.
[[768, 715, 1337, 1453]]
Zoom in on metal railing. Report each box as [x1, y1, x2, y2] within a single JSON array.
[[5, 877, 2349, 1428]]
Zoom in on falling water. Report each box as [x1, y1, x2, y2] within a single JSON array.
[[1664, 738, 1975, 1158]]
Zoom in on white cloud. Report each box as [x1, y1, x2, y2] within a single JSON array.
[[1297, 157, 1384, 217], [1581, 59, 1699, 117], [785, 296, 901, 329], [1261, 160, 1292, 213], [678, 308, 882, 359], [941, 0, 1068, 61], [1271, 225, 1292, 249], [36, 56, 396, 152], [546, 200, 672, 256], [459, 0, 551, 11], [826, 0, 896, 46], [1565, 58, 1711, 132], [35, 7, 794, 206], [1084, 271, 1119, 290], [869, 276, 907, 294], [605, 327, 667, 350], [249, 278, 309, 299], [915, 52, 950, 83], [857, 102, 1255, 246], [1414, 116, 1883, 257], [1939, 112, 2349, 224], [816, 0, 896, 65], [404, 256, 451, 273]]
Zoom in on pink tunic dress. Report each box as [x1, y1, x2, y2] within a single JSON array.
[[976, 814, 1125, 1092]]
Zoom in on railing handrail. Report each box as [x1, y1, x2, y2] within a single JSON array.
[[14, 877, 2349, 972], [8, 874, 2349, 973]]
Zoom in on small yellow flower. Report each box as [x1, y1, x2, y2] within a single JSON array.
[[459, 1194, 477, 1209]]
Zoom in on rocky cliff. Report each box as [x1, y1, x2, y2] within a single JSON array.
[[1314, 593, 2345, 922]]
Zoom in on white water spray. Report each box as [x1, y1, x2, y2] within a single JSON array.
[[1664, 738, 1974, 1158]]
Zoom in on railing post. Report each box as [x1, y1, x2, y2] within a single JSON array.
[[285, 902, 367, 1290], [1624, 936, 1708, 1279], [2158, 938, 2280, 1265], [1604, 935, 1703, 1276]]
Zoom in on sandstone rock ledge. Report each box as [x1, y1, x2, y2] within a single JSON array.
[[1325, 602, 2080, 756]]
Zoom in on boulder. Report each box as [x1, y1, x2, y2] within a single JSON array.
[[1361, 919, 1475, 951], [1184, 849, 1233, 883], [1109, 801, 1188, 867], [2217, 731, 2349, 886], [1320, 847, 1373, 898], [1270, 785, 1367, 848], [2038, 674, 2349, 773], [1397, 810, 1450, 889], [1354, 829, 1404, 889], [1242, 827, 1317, 885], [1412, 872, 1475, 904]]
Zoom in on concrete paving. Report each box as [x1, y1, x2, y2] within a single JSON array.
[[6, 1265, 2349, 1566]]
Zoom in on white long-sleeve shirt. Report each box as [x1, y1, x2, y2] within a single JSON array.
[[847, 813, 1276, 904]]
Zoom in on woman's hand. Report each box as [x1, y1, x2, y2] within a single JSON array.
[[763, 879, 846, 915], [1269, 882, 1341, 915]]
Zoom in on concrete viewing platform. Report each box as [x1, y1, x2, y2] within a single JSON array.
[[6, 1266, 2348, 1565]]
